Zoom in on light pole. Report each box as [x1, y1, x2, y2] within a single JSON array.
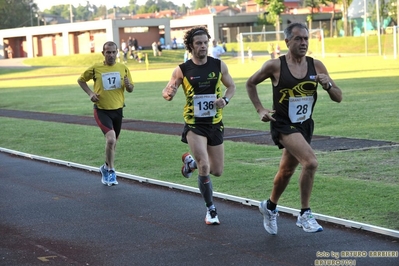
[[397, 0, 399, 27], [364, 0, 367, 56], [29, 2, 34, 26], [376, 0, 381, 56], [70, 4, 73, 23]]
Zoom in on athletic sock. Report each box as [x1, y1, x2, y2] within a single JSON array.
[[267, 199, 277, 211], [300, 208, 311, 216], [198, 175, 213, 208]]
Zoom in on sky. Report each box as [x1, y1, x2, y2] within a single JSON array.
[[34, 0, 191, 11]]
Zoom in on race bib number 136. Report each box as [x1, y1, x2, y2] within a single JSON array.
[[193, 94, 216, 117]]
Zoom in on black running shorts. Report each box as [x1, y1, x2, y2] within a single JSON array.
[[181, 122, 224, 146], [270, 116, 314, 149], [94, 107, 123, 138]]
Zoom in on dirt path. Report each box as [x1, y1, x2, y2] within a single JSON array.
[[0, 109, 396, 152]]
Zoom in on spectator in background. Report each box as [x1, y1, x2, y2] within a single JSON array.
[[6, 45, 13, 59], [183, 50, 190, 62], [152, 41, 158, 57], [136, 51, 144, 63], [121, 39, 128, 63], [275, 43, 281, 57], [210, 39, 225, 59], [172, 37, 177, 49], [128, 36, 134, 58], [247, 47, 254, 61], [133, 38, 139, 51], [222, 41, 227, 52], [157, 41, 163, 56], [160, 36, 165, 46], [268, 43, 275, 59], [116, 48, 120, 62]]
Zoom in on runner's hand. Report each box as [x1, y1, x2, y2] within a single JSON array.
[[259, 109, 276, 122]]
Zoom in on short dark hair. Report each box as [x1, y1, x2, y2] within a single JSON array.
[[102, 41, 118, 51], [284, 23, 308, 40], [183, 26, 211, 53]]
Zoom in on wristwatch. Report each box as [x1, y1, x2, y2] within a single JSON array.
[[222, 97, 229, 105], [324, 82, 332, 91]]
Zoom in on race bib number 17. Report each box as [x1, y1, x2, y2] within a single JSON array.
[[102, 72, 121, 90]]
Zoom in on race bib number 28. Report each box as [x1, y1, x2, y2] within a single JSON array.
[[193, 94, 216, 117], [288, 96, 314, 123]]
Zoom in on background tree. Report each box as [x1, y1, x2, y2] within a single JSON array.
[[212, 0, 229, 5], [266, 0, 285, 34], [0, 0, 38, 29], [328, 0, 339, 37], [147, 4, 159, 13], [341, 0, 351, 36], [137, 5, 149, 14], [305, 0, 318, 31], [74, 5, 91, 21], [180, 4, 188, 14], [129, 0, 138, 15], [196, 0, 207, 9], [387, 0, 398, 25], [255, 0, 285, 39], [119, 6, 130, 15]]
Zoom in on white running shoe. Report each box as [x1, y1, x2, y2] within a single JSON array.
[[205, 209, 220, 225], [259, 200, 278, 235], [181, 152, 195, 178], [100, 164, 109, 185], [296, 210, 323, 233]]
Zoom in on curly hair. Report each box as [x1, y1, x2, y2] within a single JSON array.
[[183, 26, 211, 53]]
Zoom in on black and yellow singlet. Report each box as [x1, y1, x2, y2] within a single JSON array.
[[273, 56, 318, 124], [179, 56, 223, 125]]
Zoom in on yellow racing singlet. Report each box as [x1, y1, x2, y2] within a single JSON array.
[[78, 62, 132, 110]]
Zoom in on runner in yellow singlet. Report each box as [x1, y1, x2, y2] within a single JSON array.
[[78, 41, 134, 186]]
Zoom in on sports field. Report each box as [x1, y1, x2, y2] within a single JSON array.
[[0, 50, 398, 230]]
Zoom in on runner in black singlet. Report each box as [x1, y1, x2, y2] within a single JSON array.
[[162, 26, 236, 225], [246, 23, 343, 234]]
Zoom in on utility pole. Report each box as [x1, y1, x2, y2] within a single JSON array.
[[364, 0, 367, 55], [70, 4, 73, 23], [376, 0, 381, 56], [397, 0, 399, 27], [29, 2, 33, 26]]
